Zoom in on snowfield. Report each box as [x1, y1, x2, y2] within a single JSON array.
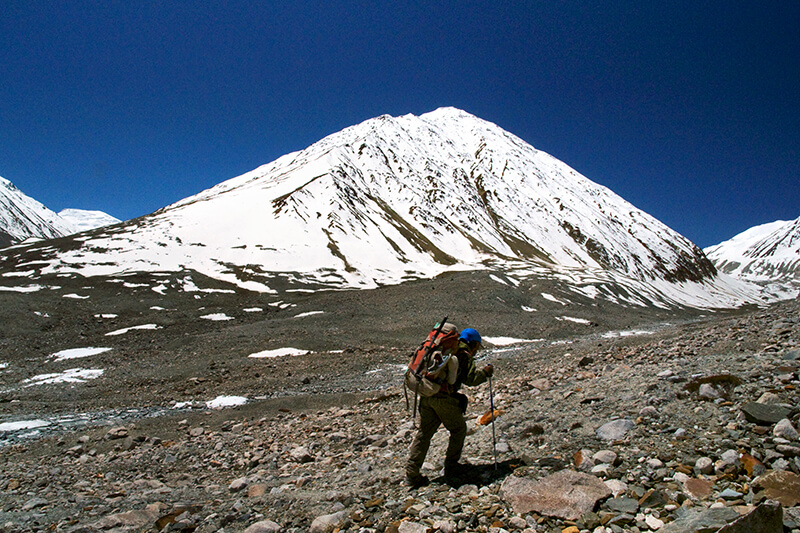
[[49, 347, 112, 361]]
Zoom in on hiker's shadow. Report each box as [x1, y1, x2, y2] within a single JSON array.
[[433, 459, 517, 488]]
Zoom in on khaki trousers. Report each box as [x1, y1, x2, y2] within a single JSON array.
[[406, 394, 467, 479]]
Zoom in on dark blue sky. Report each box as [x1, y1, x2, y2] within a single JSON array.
[[1, 1, 797, 247]]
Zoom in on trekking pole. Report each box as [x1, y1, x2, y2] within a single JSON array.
[[489, 373, 497, 470]]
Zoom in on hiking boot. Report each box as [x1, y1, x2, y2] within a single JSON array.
[[443, 471, 464, 487], [443, 464, 469, 486], [404, 474, 430, 488]]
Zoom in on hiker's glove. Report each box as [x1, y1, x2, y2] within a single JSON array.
[[483, 364, 494, 377]]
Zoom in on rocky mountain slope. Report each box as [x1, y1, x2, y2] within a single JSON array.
[[0, 108, 763, 309], [705, 216, 800, 300], [0, 177, 75, 248], [0, 294, 798, 533]]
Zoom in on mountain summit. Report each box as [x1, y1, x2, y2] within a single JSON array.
[[2, 108, 762, 307], [0, 176, 75, 247], [705, 216, 800, 299], [58, 209, 121, 233]]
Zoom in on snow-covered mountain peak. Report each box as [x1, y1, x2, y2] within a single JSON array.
[[705, 216, 800, 299], [58, 209, 121, 233], [0, 176, 75, 247], [3, 109, 766, 308]]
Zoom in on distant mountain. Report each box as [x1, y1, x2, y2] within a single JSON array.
[[58, 209, 121, 233], [0, 176, 74, 247], [0, 108, 764, 308], [705, 216, 800, 299]]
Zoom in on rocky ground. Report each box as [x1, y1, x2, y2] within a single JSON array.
[[1, 268, 799, 532], [0, 267, 703, 418]]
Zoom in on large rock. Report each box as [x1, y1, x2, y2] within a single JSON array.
[[398, 522, 431, 533], [740, 402, 792, 425], [500, 470, 612, 520], [244, 520, 283, 533], [716, 500, 783, 533], [229, 477, 249, 492], [90, 504, 164, 530], [309, 510, 348, 533], [753, 470, 800, 506], [660, 506, 740, 533], [595, 419, 635, 441], [605, 497, 639, 514], [683, 477, 713, 500], [105, 426, 129, 440], [774, 418, 799, 439], [290, 446, 316, 463]]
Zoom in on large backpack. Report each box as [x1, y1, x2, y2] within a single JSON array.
[[404, 318, 460, 411]]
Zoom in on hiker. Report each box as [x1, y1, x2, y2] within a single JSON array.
[[405, 327, 494, 487]]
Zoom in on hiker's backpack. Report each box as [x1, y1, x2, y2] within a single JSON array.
[[404, 319, 460, 400]]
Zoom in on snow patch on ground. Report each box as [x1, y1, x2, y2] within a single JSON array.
[[105, 324, 161, 336], [2, 270, 36, 277], [569, 285, 601, 299], [200, 313, 234, 321], [23, 368, 104, 386], [50, 347, 112, 361], [248, 347, 308, 358], [556, 316, 592, 325], [0, 419, 50, 432], [602, 329, 654, 338], [206, 396, 248, 409], [483, 336, 544, 346], [541, 293, 568, 305], [0, 285, 44, 293], [180, 277, 236, 294], [63, 293, 90, 299], [269, 301, 295, 309], [294, 311, 324, 318]]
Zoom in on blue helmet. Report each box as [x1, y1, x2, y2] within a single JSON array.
[[460, 328, 482, 345]]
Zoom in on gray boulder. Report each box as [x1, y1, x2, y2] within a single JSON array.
[[595, 419, 635, 441], [660, 506, 739, 533], [716, 500, 782, 533], [244, 520, 283, 533], [740, 402, 792, 425]]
